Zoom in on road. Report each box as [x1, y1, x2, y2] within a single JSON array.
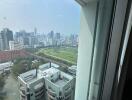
[[29, 53, 69, 68], [3, 73, 19, 100]]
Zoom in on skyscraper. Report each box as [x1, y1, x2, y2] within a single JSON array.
[[34, 27, 37, 36], [0, 28, 13, 50], [47, 31, 54, 46], [55, 33, 61, 46], [0, 33, 3, 51]]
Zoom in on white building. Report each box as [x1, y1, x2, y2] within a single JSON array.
[[39, 67, 60, 79], [68, 65, 77, 76], [0, 33, 4, 51], [18, 69, 45, 100], [45, 70, 75, 100], [39, 62, 60, 71], [0, 61, 13, 74], [18, 63, 75, 100], [9, 41, 24, 50]]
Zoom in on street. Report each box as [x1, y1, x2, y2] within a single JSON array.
[[3, 73, 19, 100]]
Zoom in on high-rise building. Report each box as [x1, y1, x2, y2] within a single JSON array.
[[55, 33, 61, 46], [56, 33, 61, 40], [47, 31, 54, 46], [34, 27, 37, 36], [0, 33, 4, 51], [0, 28, 13, 50], [69, 34, 78, 47], [15, 31, 31, 47]]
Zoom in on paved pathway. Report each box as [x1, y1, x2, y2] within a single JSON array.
[[3, 74, 19, 100]]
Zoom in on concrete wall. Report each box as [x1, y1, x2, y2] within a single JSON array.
[[75, 2, 97, 100], [88, 0, 115, 100]]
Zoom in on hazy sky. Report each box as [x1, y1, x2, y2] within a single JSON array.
[[0, 0, 80, 35]]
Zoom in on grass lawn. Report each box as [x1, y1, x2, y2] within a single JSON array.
[[36, 47, 78, 64]]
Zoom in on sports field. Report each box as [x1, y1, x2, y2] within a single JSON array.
[[36, 47, 78, 64]]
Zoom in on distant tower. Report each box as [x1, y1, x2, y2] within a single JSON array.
[[34, 27, 37, 36], [0, 28, 13, 50]]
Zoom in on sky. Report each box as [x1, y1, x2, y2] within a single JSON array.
[[0, 0, 80, 35]]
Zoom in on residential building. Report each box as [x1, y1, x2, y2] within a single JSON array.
[[18, 69, 45, 100], [45, 70, 75, 100], [55, 33, 61, 46], [9, 41, 24, 50], [18, 63, 75, 100], [68, 65, 77, 76], [0, 33, 3, 51], [0, 61, 13, 74], [0, 28, 13, 50], [15, 31, 31, 47], [47, 31, 54, 46]]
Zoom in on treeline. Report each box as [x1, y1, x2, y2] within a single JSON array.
[[12, 57, 48, 76], [0, 75, 6, 100]]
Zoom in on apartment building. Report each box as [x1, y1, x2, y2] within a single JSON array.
[[45, 71, 75, 100], [18, 69, 45, 100], [67, 65, 77, 76], [9, 41, 24, 50], [18, 63, 75, 100], [0, 61, 13, 74]]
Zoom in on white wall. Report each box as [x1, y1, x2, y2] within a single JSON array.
[[75, 2, 97, 100]]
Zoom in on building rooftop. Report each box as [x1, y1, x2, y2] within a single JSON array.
[[39, 63, 51, 71], [68, 65, 77, 75], [39, 62, 60, 71], [19, 69, 38, 84], [46, 71, 74, 87], [50, 63, 59, 68], [38, 67, 59, 78], [52, 77, 69, 87], [0, 61, 13, 70], [19, 67, 59, 84]]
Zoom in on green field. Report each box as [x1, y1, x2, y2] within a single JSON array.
[[36, 47, 78, 64]]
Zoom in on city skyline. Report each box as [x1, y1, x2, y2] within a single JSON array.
[[1, 28, 78, 36], [0, 0, 80, 35]]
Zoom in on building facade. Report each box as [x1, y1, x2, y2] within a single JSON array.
[[18, 63, 75, 100], [9, 41, 24, 50], [0, 61, 13, 74], [0, 28, 13, 50]]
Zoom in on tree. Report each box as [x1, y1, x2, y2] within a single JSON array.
[[12, 58, 32, 76], [0, 75, 6, 100]]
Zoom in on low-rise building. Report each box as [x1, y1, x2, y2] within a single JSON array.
[[45, 70, 75, 100], [38, 62, 59, 72], [18, 63, 75, 100], [9, 41, 24, 50], [68, 65, 77, 76], [18, 69, 45, 100], [0, 61, 13, 74]]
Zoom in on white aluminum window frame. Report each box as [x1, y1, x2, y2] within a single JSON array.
[[101, 0, 129, 100], [75, 0, 129, 100]]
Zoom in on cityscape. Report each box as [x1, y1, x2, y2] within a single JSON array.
[[0, 27, 78, 100], [0, 28, 78, 51], [0, 28, 78, 100], [0, 0, 129, 100], [0, 0, 80, 100]]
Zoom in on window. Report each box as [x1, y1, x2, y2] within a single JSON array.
[[0, 0, 130, 100]]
